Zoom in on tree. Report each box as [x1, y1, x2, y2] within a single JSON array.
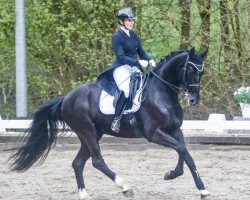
[[219, 0, 231, 70], [196, 0, 211, 51], [179, 0, 191, 49], [1, 0, 249, 119], [247, 0, 250, 60]]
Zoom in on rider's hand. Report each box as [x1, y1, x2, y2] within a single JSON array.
[[139, 60, 149, 68], [149, 59, 156, 67]]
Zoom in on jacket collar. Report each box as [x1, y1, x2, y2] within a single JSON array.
[[120, 27, 130, 37]]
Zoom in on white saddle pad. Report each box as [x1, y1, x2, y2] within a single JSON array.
[[99, 89, 143, 115]]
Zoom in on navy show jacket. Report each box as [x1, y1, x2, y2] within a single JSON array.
[[96, 28, 151, 96]]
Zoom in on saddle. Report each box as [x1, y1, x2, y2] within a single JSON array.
[[99, 72, 148, 137], [99, 72, 143, 115], [113, 72, 141, 110]]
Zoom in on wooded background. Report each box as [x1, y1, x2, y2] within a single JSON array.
[[0, 0, 250, 119]]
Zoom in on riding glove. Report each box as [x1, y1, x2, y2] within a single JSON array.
[[139, 60, 149, 68], [149, 59, 156, 67]]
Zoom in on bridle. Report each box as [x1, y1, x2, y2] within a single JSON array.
[[181, 55, 204, 90], [149, 55, 204, 94]]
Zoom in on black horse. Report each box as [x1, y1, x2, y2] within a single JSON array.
[[8, 47, 209, 199]]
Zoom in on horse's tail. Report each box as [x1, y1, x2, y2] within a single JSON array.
[[8, 96, 66, 172]]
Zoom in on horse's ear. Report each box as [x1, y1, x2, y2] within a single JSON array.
[[200, 47, 209, 59], [189, 47, 195, 59]]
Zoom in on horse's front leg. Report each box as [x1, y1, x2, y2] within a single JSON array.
[[164, 130, 184, 180], [147, 128, 209, 198], [164, 152, 184, 180]]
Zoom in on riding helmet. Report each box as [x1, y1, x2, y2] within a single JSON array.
[[116, 7, 135, 21]]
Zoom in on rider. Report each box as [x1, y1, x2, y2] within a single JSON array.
[[97, 7, 156, 133]]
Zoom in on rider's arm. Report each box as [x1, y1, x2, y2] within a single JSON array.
[[135, 34, 151, 61]]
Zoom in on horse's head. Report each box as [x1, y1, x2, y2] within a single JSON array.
[[151, 47, 208, 106], [181, 47, 208, 106]]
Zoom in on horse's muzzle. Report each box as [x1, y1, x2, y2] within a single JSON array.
[[188, 98, 198, 106], [185, 92, 200, 106]]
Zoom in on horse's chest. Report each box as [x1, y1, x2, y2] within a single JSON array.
[[154, 104, 182, 128]]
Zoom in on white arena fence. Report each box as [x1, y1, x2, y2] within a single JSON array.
[[0, 116, 249, 133]]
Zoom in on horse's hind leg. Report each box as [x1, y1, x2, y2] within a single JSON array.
[[72, 142, 91, 199], [85, 135, 134, 197]]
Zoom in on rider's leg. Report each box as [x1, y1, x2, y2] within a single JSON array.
[[113, 65, 131, 98], [112, 65, 131, 132], [111, 91, 127, 132]]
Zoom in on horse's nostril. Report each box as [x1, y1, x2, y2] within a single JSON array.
[[189, 99, 196, 105]]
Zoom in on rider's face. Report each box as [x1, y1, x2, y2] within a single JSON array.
[[123, 19, 134, 30]]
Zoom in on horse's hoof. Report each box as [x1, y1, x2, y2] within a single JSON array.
[[164, 172, 171, 180], [123, 189, 134, 197], [79, 194, 91, 200], [79, 195, 91, 200], [201, 195, 209, 199], [79, 189, 91, 199], [200, 189, 210, 199]]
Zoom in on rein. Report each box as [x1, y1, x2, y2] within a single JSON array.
[[149, 55, 204, 94], [149, 69, 180, 94]]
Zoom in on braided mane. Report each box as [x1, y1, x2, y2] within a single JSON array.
[[156, 50, 188, 69]]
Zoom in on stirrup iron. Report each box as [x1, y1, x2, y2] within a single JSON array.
[[111, 117, 121, 133]]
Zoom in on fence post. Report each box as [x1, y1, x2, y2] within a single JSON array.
[[205, 113, 226, 133], [0, 115, 6, 133]]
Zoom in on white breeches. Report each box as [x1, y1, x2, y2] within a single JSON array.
[[113, 65, 141, 98]]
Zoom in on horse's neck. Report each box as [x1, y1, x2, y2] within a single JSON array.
[[154, 55, 184, 89], [148, 69, 179, 101]]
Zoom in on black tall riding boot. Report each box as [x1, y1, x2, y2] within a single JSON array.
[[111, 91, 127, 133]]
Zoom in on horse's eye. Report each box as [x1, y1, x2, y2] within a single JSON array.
[[187, 67, 195, 74]]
